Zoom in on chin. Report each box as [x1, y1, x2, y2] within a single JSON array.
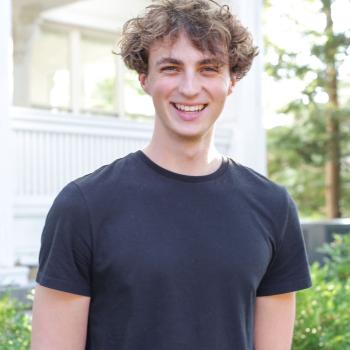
[[171, 125, 213, 141]]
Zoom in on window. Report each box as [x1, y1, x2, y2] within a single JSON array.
[[30, 27, 70, 110], [22, 22, 154, 119], [80, 34, 116, 114]]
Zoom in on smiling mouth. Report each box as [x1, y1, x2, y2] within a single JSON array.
[[172, 103, 207, 112]]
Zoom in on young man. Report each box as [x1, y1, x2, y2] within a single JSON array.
[[31, 1, 312, 349]]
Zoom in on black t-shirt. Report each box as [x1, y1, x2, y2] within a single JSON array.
[[37, 150, 311, 350]]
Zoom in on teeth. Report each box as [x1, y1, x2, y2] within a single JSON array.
[[174, 104, 205, 112]]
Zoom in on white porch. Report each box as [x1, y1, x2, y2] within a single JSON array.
[[1, 0, 265, 286]]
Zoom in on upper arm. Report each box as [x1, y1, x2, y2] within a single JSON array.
[[31, 285, 91, 350], [254, 292, 296, 350]]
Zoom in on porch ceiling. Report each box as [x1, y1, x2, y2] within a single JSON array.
[[41, 0, 150, 32], [13, 0, 77, 12], [13, 0, 77, 24]]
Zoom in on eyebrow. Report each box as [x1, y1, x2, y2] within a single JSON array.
[[156, 58, 182, 66], [199, 58, 226, 66], [155, 57, 226, 67]]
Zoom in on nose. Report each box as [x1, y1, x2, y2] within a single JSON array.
[[178, 71, 201, 97]]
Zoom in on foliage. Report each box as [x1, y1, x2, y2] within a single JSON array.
[[293, 234, 350, 349], [92, 78, 115, 111], [267, 121, 327, 218], [267, 108, 350, 218], [92, 71, 148, 115], [264, 0, 350, 218], [0, 293, 31, 350]]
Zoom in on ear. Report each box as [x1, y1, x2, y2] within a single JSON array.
[[139, 73, 149, 94], [227, 74, 237, 96]]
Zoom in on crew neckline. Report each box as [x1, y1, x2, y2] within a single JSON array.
[[135, 150, 229, 183]]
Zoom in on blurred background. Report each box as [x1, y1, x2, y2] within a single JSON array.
[[0, 0, 349, 348], [264, 0, 350, 220]]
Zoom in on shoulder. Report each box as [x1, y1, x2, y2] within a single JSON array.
[[227, 158, 289, 206], [51, 152, 139, 213], [226, 158, 298, 234], [73, 151, 137, 190]]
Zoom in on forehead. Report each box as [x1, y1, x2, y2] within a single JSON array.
[[148, 32, 228, 65]]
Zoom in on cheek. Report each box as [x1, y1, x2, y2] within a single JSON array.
[[149, 82, 176, 113], [149, 78, 176, 99], [203, 76, 232, 97], [211, 83, 231, 100]]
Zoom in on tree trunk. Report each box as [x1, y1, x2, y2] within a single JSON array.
[[324, 0, 341, 218], [325, 114, 341, 218]]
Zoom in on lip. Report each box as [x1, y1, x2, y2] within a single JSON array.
[[171, 102, 207, 121]]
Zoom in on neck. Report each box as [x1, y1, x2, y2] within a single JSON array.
[[142, 127, 222, 176]]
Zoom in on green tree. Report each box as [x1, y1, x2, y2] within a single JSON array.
[[264, 0, 350, 218]]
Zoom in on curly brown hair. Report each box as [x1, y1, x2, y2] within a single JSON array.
[[115, 0, 258, 80]]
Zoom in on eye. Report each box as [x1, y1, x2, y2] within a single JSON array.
[[160, 65, 179, 72], [201, 65, 220, 73]]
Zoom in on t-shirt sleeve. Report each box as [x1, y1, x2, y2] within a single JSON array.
[[36, 181, 92, 296], [256, 189, 312, 296]]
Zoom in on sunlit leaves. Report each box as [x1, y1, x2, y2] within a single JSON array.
[[294, 235, 350, 349], [0, 295, 31, 350]]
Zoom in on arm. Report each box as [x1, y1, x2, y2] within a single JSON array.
[[254, 292, 296, 350], [31, 285, 91, 350]]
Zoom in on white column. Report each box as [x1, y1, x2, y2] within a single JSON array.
[[70, 30, 81, 114], [219, 0, 267, 175], [13, 48, 31, 106], [115, 54, 125, 117], [0, 0, 28, 286], [12, 14, 38, 108], [0, 0, 15, 268]]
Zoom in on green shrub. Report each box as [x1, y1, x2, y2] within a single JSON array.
[[293, 234, 350, 349], [0, 292, 31, 350]]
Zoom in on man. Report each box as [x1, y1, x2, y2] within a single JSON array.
[[31, 1, 312, 349]]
